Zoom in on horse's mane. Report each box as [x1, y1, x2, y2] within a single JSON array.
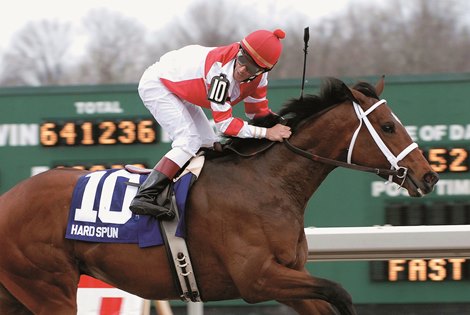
[[278, 77, 352, 131], [205, 77, 376, 160]]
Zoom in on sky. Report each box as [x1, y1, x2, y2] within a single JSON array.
[[0, 0, 353, 50]]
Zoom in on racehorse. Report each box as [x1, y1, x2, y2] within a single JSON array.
[[0, 77, 438, 315]]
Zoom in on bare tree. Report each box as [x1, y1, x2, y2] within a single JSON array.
[[142, 0, 313, 79], [306, 0, 470, 77], [393, 0, 470, 74], [0, 20, 72, 86], [143, 0, 251, 67], [76, 9, 148, 84], [1, 0, 469, 86]]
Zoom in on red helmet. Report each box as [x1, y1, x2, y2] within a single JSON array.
[[240, 29, 285, 69]]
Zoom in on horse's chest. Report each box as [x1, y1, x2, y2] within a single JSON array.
[[272, 234, 307, 268]]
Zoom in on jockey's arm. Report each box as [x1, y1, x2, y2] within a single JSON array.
[[210, 102, 290, 141]]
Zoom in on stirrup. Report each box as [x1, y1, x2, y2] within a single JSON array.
[[149, 207, 175, 220], [130, 199, 175, 220]]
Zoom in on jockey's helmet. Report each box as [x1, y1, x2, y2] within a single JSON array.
[[240, 29, 285, 70]]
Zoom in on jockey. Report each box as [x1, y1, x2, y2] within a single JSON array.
[[130, 29, 292, 220]]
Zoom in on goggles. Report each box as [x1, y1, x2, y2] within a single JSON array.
[[236, 49, 270, 76]]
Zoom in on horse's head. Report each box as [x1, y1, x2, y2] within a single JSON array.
[[280, 77, 438, 197], [344, 77, 438, 196]]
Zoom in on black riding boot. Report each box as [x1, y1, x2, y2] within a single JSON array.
[[129, 170, 175, 220]]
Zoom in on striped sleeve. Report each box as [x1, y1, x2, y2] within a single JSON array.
[[210, 102, 244, 136], [244, 74, 270, 119], [211, 103, 266, 138]]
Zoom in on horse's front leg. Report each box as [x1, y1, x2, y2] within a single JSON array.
[[280, 299, 340, 315], [236, 261, 356, 315]]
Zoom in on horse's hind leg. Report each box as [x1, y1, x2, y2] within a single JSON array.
[[0, 283, 33, 315]]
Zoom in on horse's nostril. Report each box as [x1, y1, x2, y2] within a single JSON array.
[[424, 171, 439, 186]]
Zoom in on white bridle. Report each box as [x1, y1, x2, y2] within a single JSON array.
[[347, 99, 418, 185]]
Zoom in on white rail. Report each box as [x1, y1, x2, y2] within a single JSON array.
[[305, 225, 470, 261]]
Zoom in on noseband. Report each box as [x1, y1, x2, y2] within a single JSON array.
[[285, 99, 418, 184]]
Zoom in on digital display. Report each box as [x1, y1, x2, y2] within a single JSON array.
[[424, 147, 469, 173], [375, 201, 470, 282], [370, 259, 470, 282], [385, 201, 470, 226], [39, 119, 158, 146]]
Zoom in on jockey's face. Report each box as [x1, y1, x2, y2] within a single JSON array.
[[233, 49, 270, 82], [233, 61, 256, 82]]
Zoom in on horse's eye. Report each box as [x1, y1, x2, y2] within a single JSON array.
[[382, 123, 395, 133]]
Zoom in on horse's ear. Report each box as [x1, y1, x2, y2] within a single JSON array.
[[349, 88, 367, 104], [375, 75, 385, 96], [342, 82, 359, 104]]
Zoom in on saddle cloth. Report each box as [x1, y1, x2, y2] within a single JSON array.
[[65, 158, 201, 247]]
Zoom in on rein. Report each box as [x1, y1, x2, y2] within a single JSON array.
[[283, 139, 401, 177], [224, 99, 417, 181], [224, 141, 275, 157], [224, 137, 402, 177]]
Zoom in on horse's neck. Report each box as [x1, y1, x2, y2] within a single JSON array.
[[275, 123, 347, 198], [202, 137, 338, 216], [256, 143, 335, 209]]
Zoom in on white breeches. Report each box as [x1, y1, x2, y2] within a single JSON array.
[[138, 65, 219, 167]]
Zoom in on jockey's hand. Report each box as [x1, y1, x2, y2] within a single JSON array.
[[266, 123, 292, 142]]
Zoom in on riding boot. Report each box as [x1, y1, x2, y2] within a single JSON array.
[[129, 169, 175, 220]]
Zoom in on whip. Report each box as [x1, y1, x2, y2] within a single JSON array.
[[300, 27, 310, 100]]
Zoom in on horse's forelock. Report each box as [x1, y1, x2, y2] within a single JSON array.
[[352, 81, 379, 100]]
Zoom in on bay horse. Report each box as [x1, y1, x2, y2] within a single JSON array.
[[0, 77, 438, 315]]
